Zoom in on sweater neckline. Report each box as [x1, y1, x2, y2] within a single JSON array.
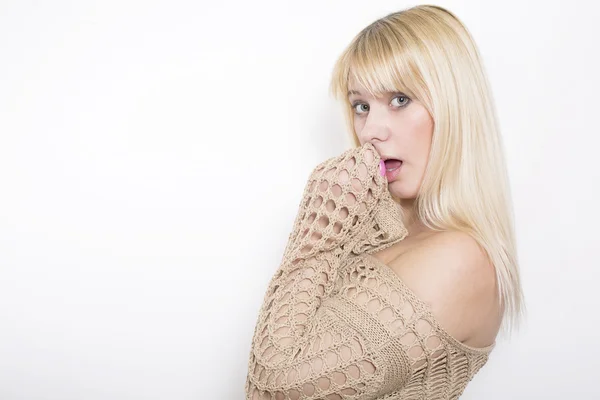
[[360, 252, 497, 355]]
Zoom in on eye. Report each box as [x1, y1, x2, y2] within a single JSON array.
[[351, 94, 411, 115], [352, 103, 369, 115], [391, 95, 410, 107]]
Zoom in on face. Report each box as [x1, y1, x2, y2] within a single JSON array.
[[347, 77, 434, 201]]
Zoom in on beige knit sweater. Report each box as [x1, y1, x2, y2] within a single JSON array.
[[244, 142, 495, 399]]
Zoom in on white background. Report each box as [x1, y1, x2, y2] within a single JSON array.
[[1, 0, 599, 399]]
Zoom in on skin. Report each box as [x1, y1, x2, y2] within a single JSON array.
[[347, 76, 433, 237], [347, 77, 502, 348]]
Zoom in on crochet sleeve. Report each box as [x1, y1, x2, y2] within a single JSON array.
[[244, 143, 409, 399]]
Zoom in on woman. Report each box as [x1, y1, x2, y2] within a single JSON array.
[[245, 4, 525, 399]]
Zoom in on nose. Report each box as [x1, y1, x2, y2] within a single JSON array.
[[358, 112, 391, 144]]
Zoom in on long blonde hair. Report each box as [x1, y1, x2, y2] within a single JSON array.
[[329, 4, 525, 335]]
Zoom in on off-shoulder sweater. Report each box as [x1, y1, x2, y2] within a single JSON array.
[[244, 143, 495, 400]]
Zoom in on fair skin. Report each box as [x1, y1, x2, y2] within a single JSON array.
[[347, 77, 502, 347]]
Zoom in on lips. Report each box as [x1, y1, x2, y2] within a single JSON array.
[[380, 158, 403, 182]]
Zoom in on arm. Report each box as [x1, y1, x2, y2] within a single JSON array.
[[245, 143, 408, 399]]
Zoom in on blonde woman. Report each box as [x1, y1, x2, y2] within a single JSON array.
[[245, 4, 525, 399]]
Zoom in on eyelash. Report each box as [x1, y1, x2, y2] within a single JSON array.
[[351, 95, 411, 115]]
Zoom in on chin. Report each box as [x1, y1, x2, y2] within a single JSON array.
[[388, 185, 417, 202], [388, 187, 405, 202]]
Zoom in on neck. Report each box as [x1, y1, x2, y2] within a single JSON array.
[[397, 197, 427, 236]]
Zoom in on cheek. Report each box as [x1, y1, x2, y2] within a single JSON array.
[[401, 136, 430, 168], [353, 120, 365, 143], [416, 135, 432, 162], [411, 117, 434, 161]]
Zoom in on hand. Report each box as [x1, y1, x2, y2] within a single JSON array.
[[284, 142, 406, 262]]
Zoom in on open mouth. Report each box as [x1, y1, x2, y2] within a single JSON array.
[[384, 159, 403, 171]]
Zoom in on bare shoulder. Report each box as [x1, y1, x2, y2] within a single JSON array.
[[388, 230, 501, 347]]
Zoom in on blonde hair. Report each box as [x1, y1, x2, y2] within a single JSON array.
[[329, 4, 525, 335]]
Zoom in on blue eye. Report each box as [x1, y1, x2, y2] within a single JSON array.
[[391, 95, 410, 107], [352, 103, 369, 114], [351, 94, 411, 115]]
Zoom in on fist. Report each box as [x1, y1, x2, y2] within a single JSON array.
[[286, 142, 395, 260]]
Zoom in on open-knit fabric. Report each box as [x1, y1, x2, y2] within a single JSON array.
[[245, 142, 495, 400]]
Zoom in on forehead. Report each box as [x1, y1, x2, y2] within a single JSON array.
[[346, 76, 370, 96], [347, 75, 360, 89], [346, 74, 390, 97], [347, 80, 392, 98]]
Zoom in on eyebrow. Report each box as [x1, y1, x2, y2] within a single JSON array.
[[347, 89, 407, 98]]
